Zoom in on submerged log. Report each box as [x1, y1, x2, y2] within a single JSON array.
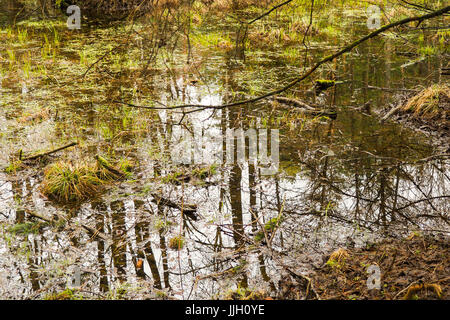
[[271, 96, 337, 119], [381, 103, 404, 122]]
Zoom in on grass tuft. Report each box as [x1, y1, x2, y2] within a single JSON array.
[[41, 161, 105, 202]]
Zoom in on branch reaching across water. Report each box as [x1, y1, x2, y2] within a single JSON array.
[[115, 5, 450, 113]]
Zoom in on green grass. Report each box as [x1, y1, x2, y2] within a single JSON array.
[[7, 222, 43, 236], [44, 288, 84, 300]]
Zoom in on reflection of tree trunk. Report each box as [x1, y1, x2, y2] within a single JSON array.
[[93, 201, 109, 292], [319, 121, 333, 212], [11, 179, 24, 224], [249, 152, 257, 233], [379, 168, 388, 230], [392, 163, 400, 223], [157, 204, 171, 289], [29, 238, 40, 292], [212, 226, 223, 272], [133, 200, 162, 289], [210, 100, 227, 274], [224, 57, 249, 288], [229, 109, 248, 288], [110, 200, 127, 282], [258, 254, 276, 292], [354, 159, 361, 219], [363, 39, 370, 103], [383, 38, 392, 106], [230, 155, 244, 247]]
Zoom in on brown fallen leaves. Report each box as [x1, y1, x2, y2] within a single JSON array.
[[311, 233, 449, 300]]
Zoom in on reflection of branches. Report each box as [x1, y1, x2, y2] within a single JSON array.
[[395, 195, 450, 212], [296, 141, 450, 229]]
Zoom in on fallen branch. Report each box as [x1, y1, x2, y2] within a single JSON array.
[[247, 0, 294, 24], [381, 103, 404, 121], [150, 193, 198, 216], [272, 97, 337, 118], [271, 96, 316, 110], [21, 142, 77, 161], [116, 6, 449, 113]]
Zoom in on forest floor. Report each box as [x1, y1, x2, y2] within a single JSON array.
[[309, 233, 449, 300]]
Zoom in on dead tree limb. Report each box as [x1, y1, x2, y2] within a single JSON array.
[[367, 85, 419, 92], [21, 142, 77, 161], [26, 210, 110, 242], [269, 96, 338, 118], [381, 103, 405, 121], [247, 0, 294, 24]]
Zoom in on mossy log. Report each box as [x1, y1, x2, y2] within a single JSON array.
[[95, 155, 126, 179]]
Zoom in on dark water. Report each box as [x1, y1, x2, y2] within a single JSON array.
[[0, 2, 448, 299]]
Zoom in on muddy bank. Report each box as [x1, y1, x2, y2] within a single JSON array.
[[378, 83, 450, 148], [308, 234, 449, 300]]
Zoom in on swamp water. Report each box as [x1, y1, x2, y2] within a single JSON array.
[[0, 3, 448, 299]]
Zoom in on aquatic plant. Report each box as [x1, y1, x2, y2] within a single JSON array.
[[4, 160, 23, 174], [192, 164, 218, 179], [254, 217, 282, 242], [168, 234, 185, 250], [44, 288, 83, 300], [7, 222, 42, 236], [223, 285, 267, 300], [17, 28, 28, 44], [95, 155, 127, 181]]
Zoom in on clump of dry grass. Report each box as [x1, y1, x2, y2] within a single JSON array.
[[326, 248, 349, 268], [41, 161, 105, 202], [41, 156, 128, 203], [402, 84, 449, 121]]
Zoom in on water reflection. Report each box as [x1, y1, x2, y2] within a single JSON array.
[[0, 7, 448, 299]]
